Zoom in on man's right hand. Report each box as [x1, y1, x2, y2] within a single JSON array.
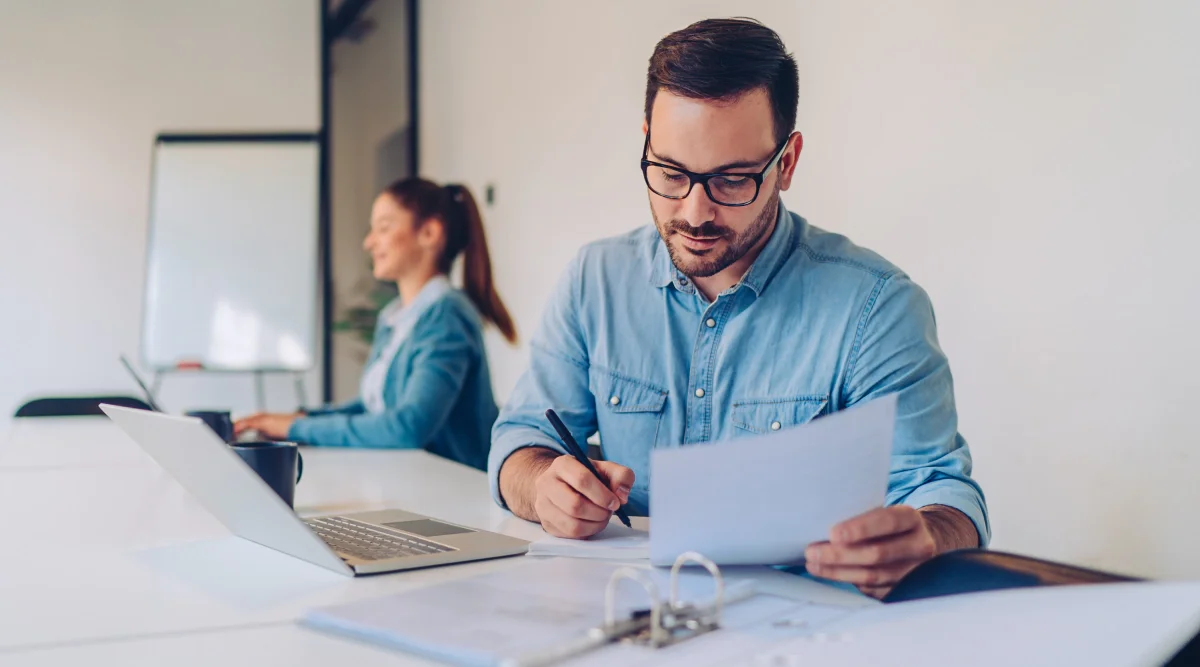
[[499, 447, 635, 539]]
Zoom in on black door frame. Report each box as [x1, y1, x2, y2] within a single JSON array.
[[318, 0, 419, 402]]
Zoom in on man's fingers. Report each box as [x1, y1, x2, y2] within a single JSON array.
[[531, 456, 628, 540], [831, 506, 921, 545], [857, 584, 892, 600], [805, 530, 934, 566], [544, 478, 613, 522], [549, 515, 609, 539], [552, 457, 621, 510], [805, 559, 920, 588], [535, 495, 608, 539], [594, 461, 635, 502]]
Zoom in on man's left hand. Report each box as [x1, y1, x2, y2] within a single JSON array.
[[233, 412, 301, 440], [804, 505, 938, 599]]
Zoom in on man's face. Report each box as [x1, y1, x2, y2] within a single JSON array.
[[645, 88, 798, 278]]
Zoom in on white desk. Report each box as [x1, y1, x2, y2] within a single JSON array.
[[0, 416, 150, 470], [3, 417, 1199, 666], [0, 417, 556, 663], [1, 624, 414, 667]]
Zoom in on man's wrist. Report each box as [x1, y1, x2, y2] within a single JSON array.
[[498, 446, 559, 522], [918, 504, 980, 554]]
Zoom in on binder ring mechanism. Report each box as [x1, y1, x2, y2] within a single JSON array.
[[600, 551, 725, 648], [503, 552, 734, 667]]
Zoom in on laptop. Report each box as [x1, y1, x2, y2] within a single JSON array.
[[100, 404, 529, 576]]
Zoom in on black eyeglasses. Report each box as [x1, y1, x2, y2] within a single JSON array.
[[640, 132, 789, 207]]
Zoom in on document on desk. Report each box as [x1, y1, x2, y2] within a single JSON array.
[[730, 581, 1200, 667], [526, 521, 649, 560], [650, 393, 896, 566], [302, 557, 771, 667], [304, 556, 1200, 667]]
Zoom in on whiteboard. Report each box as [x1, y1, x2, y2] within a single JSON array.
[[142, 136, 320, 371]]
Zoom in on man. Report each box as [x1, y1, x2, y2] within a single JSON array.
[[489, 18, 988, 598]]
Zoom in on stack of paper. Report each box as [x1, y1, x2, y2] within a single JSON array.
[[526, 522, 649, 560]]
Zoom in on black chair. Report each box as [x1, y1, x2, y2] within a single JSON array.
[[883, 549, 1139, 603], [14, 395, 153, 418]]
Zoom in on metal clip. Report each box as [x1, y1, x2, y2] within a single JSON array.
[[599, 551, 725, 649]]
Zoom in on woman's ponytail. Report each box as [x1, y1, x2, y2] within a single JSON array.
[[441, 185, 517, 344], [382, 178, 517, 344]]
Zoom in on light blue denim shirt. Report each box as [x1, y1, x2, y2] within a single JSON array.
[[490, 205, 990, 544], [289, 288, 498, 471]]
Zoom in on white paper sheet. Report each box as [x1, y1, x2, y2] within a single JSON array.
[[650, 394, 896, 565], [526, 521, 649, 560]]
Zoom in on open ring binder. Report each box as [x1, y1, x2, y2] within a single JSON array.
[[506, 551, 736, 667], [605, 550, 725, 648]]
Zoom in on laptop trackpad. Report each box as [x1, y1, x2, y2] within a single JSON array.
[[383, 519, 474, 538]]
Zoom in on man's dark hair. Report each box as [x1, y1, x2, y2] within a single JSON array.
[[645, 18, 799, 146]]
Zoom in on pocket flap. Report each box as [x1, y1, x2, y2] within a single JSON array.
[[593, 372, 667, 414], [732, 396, 828, 434]]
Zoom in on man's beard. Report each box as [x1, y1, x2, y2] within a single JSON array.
[[653, 184, 780, 279]]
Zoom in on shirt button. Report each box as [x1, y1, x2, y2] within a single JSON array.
[[706, 318, 716, 328], [695, 388, 705, 398], [679, 276, 689, 285], [609, 396, 620, 406], [771, 421, 782, 431]]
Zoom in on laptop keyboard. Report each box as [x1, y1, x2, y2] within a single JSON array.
[[305, 516, 456, 561]]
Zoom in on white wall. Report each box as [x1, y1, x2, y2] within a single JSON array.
[[421, 0, 1200, 578], [329, 0, 409, 402], [0, 1, 320, 427]]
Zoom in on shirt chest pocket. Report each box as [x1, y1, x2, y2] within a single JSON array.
[[731, 395, 829, 435], [590, 370, 668, 450]]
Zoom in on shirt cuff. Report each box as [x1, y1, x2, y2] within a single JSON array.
[[900, 478, 991, 547], [487, 430, 565, 509]]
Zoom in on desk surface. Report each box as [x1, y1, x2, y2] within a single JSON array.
[[0, 417, 559, 662], [3, 417, 1198, 666]]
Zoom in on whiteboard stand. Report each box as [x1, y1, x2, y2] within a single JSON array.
[[293, 373, 309, 409], [254, 371, 266, 413]]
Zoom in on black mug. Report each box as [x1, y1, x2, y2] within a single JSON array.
[[186, 410, 234, 443], [231, 441, 304, 508]]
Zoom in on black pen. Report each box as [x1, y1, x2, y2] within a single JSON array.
[[544, 409, 632, 528]]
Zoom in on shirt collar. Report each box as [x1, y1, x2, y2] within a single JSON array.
[[383, 274, 453, 327], [738, 202, 795, 297], [648, 202, 796, 298], [649, 235, 676, 289]]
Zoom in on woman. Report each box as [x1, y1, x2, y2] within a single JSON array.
[[234, 178, 516, 471]]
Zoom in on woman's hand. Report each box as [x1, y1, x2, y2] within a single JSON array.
[[233, 412, 302, 440]]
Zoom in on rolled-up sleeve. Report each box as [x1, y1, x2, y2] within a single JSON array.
[[489, 254, 596, 508], [843, 273, 991, 545]]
